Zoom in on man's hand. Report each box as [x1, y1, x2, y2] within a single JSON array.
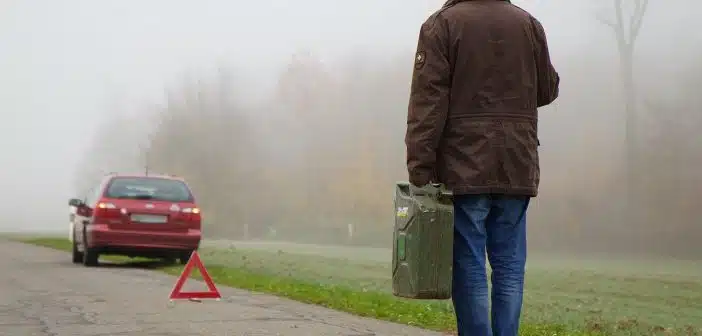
[[409, 169, 433, 188]]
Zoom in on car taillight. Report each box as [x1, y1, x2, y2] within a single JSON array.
[[97, 202, 116, 209], [182, 207, 200, 214], [181, 207, 201, 228], [93, 202, 121, 220]]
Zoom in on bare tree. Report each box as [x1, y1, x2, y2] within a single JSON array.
[[596, 0, 649, 204]]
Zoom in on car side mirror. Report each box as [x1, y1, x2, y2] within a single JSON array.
[[69, 198, 84, 207]]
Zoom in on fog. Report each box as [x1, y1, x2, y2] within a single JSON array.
[[2, 0, 700, 258]]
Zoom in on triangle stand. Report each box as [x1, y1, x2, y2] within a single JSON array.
[[168, 251, 221, 301]]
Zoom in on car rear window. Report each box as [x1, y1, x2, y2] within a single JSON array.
[[104, 177, 194, 202]]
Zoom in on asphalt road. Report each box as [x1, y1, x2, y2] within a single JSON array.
[[0, 240, 443, 336]]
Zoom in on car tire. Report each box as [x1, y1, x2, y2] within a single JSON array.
[[178, 250, 193, 265], [71, 233, 83, 264], [82, 248, 99, 267]]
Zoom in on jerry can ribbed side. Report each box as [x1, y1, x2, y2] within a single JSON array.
[[392, 182, 454, 300]]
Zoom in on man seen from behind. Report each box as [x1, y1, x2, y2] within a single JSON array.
[[405, 1, 559, 335]]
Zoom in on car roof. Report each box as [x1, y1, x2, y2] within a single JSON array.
[[104, 173, 186, 182]]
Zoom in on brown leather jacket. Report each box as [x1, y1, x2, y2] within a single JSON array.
[[405, 0, 559, 196]]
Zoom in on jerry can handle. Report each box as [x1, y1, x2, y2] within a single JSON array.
[[410, 183, 439, 196], [409, 182, 453, 200]]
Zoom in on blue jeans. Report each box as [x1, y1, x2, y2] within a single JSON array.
[[452, 194, 530, 336]]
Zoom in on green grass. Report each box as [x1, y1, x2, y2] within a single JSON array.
[[16, 237, 702, 336]]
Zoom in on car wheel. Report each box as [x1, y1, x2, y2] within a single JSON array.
[[178, 251, 193, 265], [82, 247, 99, 267], [71, 233, 83, 264]]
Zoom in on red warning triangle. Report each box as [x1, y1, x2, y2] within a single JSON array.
[[169, 251, 221, 300]]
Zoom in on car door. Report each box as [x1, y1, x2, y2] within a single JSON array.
[[75, 183, 102, 248], [69, 204, 77, 242]]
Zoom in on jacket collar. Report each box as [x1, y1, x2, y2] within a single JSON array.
[[442, 0, 510, 9]]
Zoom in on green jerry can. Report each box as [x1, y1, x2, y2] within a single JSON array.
[[392, 181, 454, 300]]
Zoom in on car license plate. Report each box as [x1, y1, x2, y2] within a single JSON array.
[[131, 214, 168, 224]]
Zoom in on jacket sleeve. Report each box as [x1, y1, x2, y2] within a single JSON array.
[[532, 17, 560, 107], [405, 15, 451, 187]]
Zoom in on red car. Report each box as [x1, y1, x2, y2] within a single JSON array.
[[68, 173, 202, 267]]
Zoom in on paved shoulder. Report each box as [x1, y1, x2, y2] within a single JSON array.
[[0, 240, 443, 336]]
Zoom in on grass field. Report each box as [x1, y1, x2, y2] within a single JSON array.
[[16, 237, 702, 336]]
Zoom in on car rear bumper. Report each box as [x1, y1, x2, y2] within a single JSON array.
[[87, 224, 201, 251]]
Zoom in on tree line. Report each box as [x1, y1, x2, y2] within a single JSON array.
[[75, 1, 702, 258]]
